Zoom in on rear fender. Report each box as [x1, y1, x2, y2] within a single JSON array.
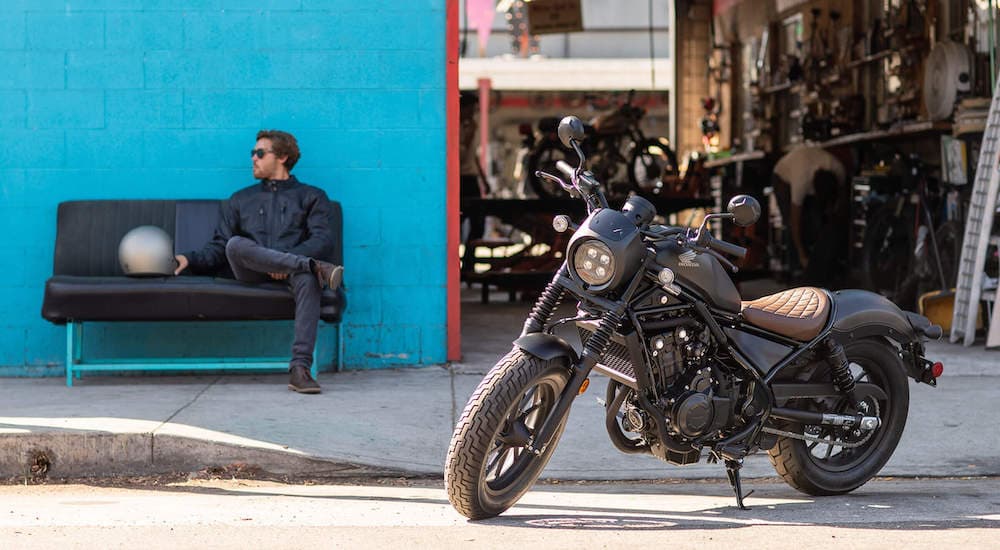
[[831, 289, 920, 344], [830, 289, 941, 383]]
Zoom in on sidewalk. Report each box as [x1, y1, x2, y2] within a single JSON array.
[[2, 296, 998, 482]]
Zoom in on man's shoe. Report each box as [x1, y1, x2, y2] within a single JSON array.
[[288, 365, 322, 394], [314, 261, 343, 290]]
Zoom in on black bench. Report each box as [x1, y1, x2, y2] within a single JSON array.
[[41, 200, 347, 386]]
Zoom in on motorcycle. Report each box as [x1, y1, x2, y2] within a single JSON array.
[[445, 116, 944, 520], [523, 91, 679, 201], [860, 154, 961, 310]]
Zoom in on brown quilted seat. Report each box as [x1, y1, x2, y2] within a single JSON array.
[[740, 287, 830, 341]]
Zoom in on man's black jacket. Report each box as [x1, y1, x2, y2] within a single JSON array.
[[183, 175, 335, 273]]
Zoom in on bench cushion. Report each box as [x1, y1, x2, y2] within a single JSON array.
[[41, 198, 346, 324], [42, 276, 346, 323]]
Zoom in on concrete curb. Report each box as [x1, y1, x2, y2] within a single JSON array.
[[0, 432, 402, 481]]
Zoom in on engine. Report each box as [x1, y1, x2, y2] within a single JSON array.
[[613, 324, 736, 465]]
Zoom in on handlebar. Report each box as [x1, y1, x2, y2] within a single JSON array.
[[705, 235, 747, 259], [556, 160, 575, 179]]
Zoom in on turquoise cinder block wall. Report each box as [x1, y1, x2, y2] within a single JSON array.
[[0, 1, 447, 374]]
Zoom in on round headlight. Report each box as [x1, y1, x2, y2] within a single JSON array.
[[573, 240, 615, 286]]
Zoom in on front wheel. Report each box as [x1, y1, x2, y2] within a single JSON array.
[[445, 348, 570, 519], [768, 339, 909, 495]]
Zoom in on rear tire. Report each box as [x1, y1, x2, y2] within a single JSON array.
[[445, 348, 570, 519], [768, 339, 909, 495]]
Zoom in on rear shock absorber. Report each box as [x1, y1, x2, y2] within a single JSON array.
[[521, 279, 566, 335], [823, 337, 861, 407]]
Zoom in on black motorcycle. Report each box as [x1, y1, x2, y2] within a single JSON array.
[[445, 117, 943, 520], [523, 91, 678, 201]]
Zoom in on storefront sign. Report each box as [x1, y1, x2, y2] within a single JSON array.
[[527, 0, 583, 35]]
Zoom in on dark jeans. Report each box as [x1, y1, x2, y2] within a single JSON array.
[[460, 175, 485, 274], [224, 236, 320, 370]]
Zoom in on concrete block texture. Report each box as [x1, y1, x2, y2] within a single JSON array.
[[26, 13, 104, 50], [67, 51, 145, 90], [106, 12, 185, 50], [28, 90, 105, 129], [0, 13, 25, 49], [1, 52, 65, 90], [0, 1, 448, 373]]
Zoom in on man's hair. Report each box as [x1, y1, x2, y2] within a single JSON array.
[[257, 130, 300, 171]]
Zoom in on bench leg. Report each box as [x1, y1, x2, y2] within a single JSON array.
[[310, 341, 318, 380], [74, 322, 83, 380], [65, 321, 83, 387], [337, 322, 344, 373], [66, 323, 73, 387]]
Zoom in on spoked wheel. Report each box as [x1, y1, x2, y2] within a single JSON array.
[[768, 339, 909, 495], [628, 138, 679, 195], [445, 348, 570, 519], [861, 209, 914, 306]]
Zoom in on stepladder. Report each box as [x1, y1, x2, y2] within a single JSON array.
[[951, 79, 1000, 345]]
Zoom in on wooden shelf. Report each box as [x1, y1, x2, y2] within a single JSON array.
[[758, 82, 793, 95], [846, 50, 893, 69], [786, 120, 952, 150], [703, 150, 767, 169]]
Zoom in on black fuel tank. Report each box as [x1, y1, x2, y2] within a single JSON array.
[[655, 240, 742, 312]]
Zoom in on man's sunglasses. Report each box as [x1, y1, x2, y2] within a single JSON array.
[[251, 148, 274, 159]]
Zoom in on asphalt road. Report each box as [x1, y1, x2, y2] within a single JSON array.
[[1, 477, 997, 548]]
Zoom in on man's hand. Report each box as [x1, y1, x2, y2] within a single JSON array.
[[174, 254, 188, 276], [268, 272, 288, 280]]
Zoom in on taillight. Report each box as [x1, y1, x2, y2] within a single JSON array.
[[931, 362, 944, 378]]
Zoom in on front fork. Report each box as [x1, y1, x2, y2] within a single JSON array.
[[519, 265, 643, 455]]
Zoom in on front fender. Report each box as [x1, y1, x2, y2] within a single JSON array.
[[513, 333, 579, 365]]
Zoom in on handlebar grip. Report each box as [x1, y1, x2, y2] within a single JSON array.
[[708, 236, 747, 259], [556, 160, 575, 179]]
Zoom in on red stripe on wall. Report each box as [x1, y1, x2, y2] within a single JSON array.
[[446, 0, 461, 362]]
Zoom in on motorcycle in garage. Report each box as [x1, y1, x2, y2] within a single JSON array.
[[445, 116, 943, 520], [523, 91, 679, 201]]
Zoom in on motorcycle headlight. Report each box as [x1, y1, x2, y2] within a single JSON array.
[[573, 240, 615, 286]]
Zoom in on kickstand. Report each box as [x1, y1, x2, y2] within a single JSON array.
[[724, 459, 754, 510]]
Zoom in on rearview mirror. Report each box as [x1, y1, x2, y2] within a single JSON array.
[[558, 116, 586, 148], [727, 195, 761, 227]]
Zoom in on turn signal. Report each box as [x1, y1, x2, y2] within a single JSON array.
[[578, 378, 590, 395], [931, 362, 944, 378]]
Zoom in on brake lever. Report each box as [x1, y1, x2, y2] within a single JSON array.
[[535, 170, 575, 193]]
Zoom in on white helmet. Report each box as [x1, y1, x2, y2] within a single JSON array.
[[118, 225, 176, 276]]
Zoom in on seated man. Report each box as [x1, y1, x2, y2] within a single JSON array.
[[771, 145, 848, 286], [174, 130, 343, 394]]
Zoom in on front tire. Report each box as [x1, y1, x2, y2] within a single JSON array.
[[768, 339, 909, 495], [445, 348, 570, 519]]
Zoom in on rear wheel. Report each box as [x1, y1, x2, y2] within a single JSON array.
[[768, 339, 909, 495], [860, 207, 914, 307], [445, 348, 570, 519]]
